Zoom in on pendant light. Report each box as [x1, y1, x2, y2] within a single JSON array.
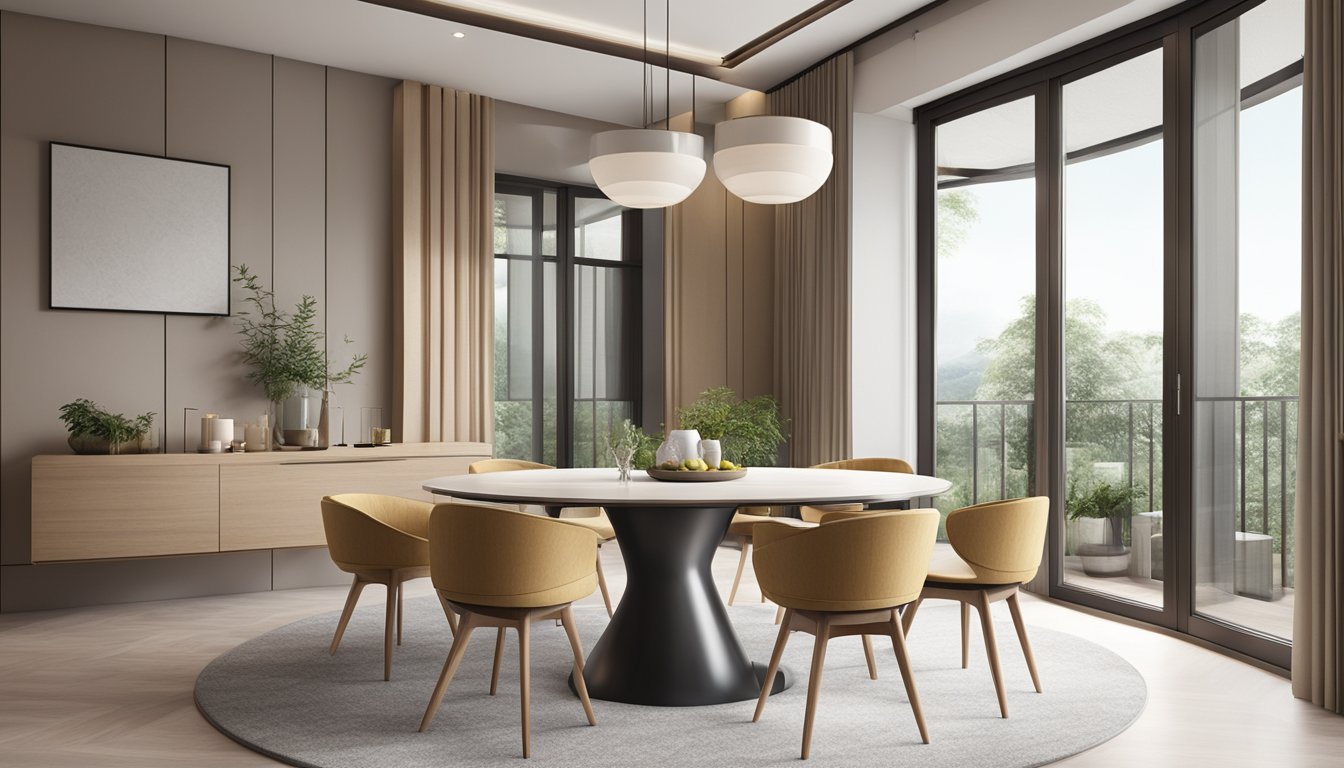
[[713, 115, 833, 205], [589, 0, 705, 209]]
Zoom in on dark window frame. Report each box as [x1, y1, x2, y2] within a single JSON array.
[[915, 0, 1295, 669], [494, 174, 644, 468]]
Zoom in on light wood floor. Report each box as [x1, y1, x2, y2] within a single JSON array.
[[1, 543, 1341, 767]]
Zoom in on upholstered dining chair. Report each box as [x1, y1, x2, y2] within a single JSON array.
[[724, 505, 810, 606], [752, 509, 940, 759], [468, 459, 615, 617], [321, 493, 441, 682], [900, 496, 1050, 719], [798, 457, 916, 522], [419, 503, 598, 758]]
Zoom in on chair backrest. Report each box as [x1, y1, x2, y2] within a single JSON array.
[[812, 457, 915, 474], [469, 458, 553, 474], [429, 503, 598, 609], [753, 509, 939, 612], [945, 496, 1050, 584], [320, 494, 432, 571], [467, 458, 602, 517]]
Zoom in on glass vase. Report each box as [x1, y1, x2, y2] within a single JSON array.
[[270, 384, 328, 449]]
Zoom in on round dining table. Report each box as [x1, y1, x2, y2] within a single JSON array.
[[423, 466, 951, 707]]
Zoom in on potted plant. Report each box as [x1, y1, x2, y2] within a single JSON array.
[[1068, 478, 1146, 577], [676, 387, 787, 467], [59, 399, 156, 455], [232, 265, 366, 448]]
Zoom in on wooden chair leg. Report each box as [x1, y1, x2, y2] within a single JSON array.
[[960, 601, 970, 669], [1006, 590, 1042, 693], [383, 579, 396, 681], [561, 605, 597, 726], [436, 591, 459, 635], [801, 615, 832, 760], [595, 554, 614, 617], [889, 609, 930, 744], [397, 580, 405, 646], [419, 612, 477, 731], [728, 539, 750, 606], [900, 596, 923, 634], [490, 627, 507, 696], [862, 635, 878, 680], [754, 607, 793, 722], [975, 590, 1009, 718], [774, 604, 785, 625], [329, 575, 367, 654], [518, 617, 532, 758]]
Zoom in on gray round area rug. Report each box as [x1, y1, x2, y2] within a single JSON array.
[[196, 597, 1144, 767]]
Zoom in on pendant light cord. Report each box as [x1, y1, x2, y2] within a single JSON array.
[[665, 0, 671, 129]]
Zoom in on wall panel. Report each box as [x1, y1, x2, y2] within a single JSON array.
[[0, 13, 166, 565], [164, 39, 274, 452], [326, 68, 395, 444]]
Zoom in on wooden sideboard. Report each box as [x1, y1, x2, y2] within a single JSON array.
[[30, 442, 491, 563]]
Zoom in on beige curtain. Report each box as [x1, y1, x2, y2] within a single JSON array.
[[768, 54, 853, 467], [1292, 0, 1343, 714], [392, 81, 494, 444]]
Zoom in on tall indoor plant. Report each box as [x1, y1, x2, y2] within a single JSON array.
[[233, 265, 366, 448]]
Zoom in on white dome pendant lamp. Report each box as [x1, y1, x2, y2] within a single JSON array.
[[713, 115, 833, 204], [589, 0, 705, 209]]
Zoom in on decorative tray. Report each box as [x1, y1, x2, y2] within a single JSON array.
[[647, 468, 747, 482]]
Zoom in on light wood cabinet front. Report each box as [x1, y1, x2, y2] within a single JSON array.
[[31, 463, 219, 562], [219, 456, 475, 551]]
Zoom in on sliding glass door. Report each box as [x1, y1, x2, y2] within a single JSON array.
[[919, 0, 1303, 664], [1189, 0, 1302, 660], [1059, 48, 1167, 609]]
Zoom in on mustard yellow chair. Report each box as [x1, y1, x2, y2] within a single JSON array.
[[321, 494, 442, 682], [901, 496, 1049, 719], [419, 503, 599, 757], [724, 505, 810, 606], [468, 459, 615, 616], [799, 457, 915, 522], [752, 509, 940, 759]]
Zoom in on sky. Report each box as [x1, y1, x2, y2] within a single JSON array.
[[936, 85, 1302, 370]]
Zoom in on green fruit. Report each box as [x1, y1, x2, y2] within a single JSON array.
[[719, 460, 734, 470], [681, 458, 696, 470]]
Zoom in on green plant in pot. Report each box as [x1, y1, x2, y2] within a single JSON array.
[[676, 387, 788, 467], [59, 399, 156, 455], [1068, 478, 1146, 577], [233, 265, 366, 448]]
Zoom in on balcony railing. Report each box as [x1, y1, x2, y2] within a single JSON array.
[[934, 395, 1298, 585]]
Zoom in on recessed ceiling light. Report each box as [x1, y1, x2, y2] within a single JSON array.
[[452, 31, 465, 38]]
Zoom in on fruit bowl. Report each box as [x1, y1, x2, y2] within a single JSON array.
[[647, 468, 747, 482]]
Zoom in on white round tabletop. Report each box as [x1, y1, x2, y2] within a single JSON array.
[[423, 466, 951, 508]]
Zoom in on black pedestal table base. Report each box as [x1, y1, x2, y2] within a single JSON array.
[[575, 505, 793, 706]]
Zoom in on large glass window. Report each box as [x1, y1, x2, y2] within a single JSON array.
[[1192, 0, 1302, 641], [917, 0, 1303, 664], [933, 96, 1037, 530], [493, 179, 643, 467], [1060, 49, 1166, 608]]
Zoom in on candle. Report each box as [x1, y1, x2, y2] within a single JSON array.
[[244, 422, 266, 453], [210, 418, 234, 448], [207, 439, 222, 453]]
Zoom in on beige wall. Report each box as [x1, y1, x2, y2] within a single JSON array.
[[663, 162, 777, 430], [0, 12, 394, 609]]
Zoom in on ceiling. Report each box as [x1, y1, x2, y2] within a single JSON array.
[[0, 0, 930, 126]]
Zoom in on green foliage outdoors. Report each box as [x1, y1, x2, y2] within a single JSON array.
[[932, 191, 1299, 567], [59, 399, 155, 445], [677, 387, 788, 467], [232, 264, 366, 402]]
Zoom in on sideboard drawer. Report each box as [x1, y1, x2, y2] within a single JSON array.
[[32, 462, 219, 561], [219, 456, 475, 551]]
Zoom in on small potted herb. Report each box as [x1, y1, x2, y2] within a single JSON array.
[[59, 399, 157, 455]]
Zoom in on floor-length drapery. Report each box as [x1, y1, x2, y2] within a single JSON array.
[[768, 54, 853, 467], [1291, 0, 1343, 715], [392, 81, 494, 444]]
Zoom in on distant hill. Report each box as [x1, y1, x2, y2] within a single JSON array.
[[937, 350, 988, 400]]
